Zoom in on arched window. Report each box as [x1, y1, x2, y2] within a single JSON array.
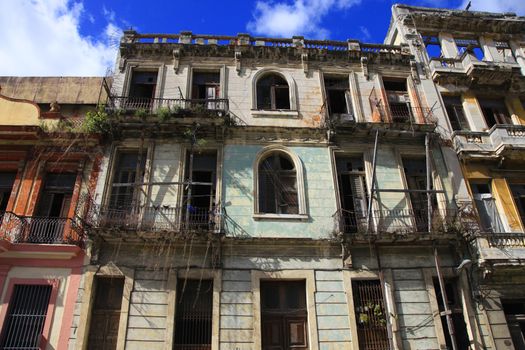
[[258, 152, 298, 214], [256, 74, 290, 110]]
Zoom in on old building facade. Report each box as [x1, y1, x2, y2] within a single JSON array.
[[0, 4, 525, 350], [0, 77, 103, 349], [386, 5, 525, 349]]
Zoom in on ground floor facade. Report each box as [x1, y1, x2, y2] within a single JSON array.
[[59, 238, 525, 350]]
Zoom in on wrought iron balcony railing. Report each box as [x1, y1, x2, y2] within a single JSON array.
[[106, 96, 229, 117], [333, 208, 472, 236], [84, 204, 222, 236], [0, 212, 84, 246]]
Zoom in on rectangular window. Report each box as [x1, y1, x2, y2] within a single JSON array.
[[261, 281, 308, 350], [127, 70, 158, 110], [174, 279, 213, 350], [510, 184, 525, 228], [502, 300, 525, 349], [336, 155, 368, 233], [0, 284, 52, 348], [324, 76, 353, 122], [495, 41, 516, 63], [479, 98, 512, 128], [109, 151, 145, 212], [471, 182, 505, 233], [30, 173, 76, 243], [432, 278, 470, 349], [402, 157, 433, 232], [87, 277, 124, 349], [422, 35, 442, 59], [352, 280, 388, 350], [183, 151, 217, 230], [455, 38, 485, 61], [0, 172, 16, 213], [443, 96, 469, 131], [192, 71, 220, 110], [383, 78, 412, 123]]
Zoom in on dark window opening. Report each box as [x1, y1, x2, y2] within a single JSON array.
[[336, 156, 368, 233], [183, 151, 217, 228], [402, 157, 434, 232], [87, 277, 124, 350], [256, 74, 290, 110], [471, 181, 505, 233], [109, 151, 145, 212], [502, 300, 525, 349], [174, 279, 213, 350], [479, 98, 512, 128], [29, 173, 75, 243], [423, 35, 442, 59], [0, 172, 16, 213], [352, 280, 389, 350], [443, 96, 469, 131], [261, 281, 308, 350], [324, 77, 352, 118], [0, 284, 52, 349], [127, 71, 158, 110], [455, 38, 485, 61], [258, 153, 298, 215], [192, 71, 220, 107], [510, 184, 525, 229], [433, 278, 471, 350], [129, 71, 157, 99], [383, 78, 412, 123]]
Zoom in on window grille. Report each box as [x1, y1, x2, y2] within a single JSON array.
[[174, 279, 213, 350], [352, 280, 389, 350], [0, 284, 52, 349]]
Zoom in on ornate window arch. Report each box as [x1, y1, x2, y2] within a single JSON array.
[[252, 69, 298, 111], [253, 146, 307, 219]]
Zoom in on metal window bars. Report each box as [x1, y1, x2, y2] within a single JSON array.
[[0, 284, 52, 349]]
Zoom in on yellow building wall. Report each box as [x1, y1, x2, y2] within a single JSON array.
[[0, 95, 40, 125], [508, 97, 525, 125]]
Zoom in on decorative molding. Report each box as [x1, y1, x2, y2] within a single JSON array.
[[172, 48, 181, 73]]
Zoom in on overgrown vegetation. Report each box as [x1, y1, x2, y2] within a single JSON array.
[[82, 106, 110, 134]]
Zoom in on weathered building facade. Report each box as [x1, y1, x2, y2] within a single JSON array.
[[386, 4, 525, 349], [1, 4, 525, 350], [66, 26, 482, 350], [0, 77, 103, 349]]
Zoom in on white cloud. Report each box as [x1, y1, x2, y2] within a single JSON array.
[[0, 0, 122, 76], [247, 0, 361, 38], [459, 0, 525, 14], [359, 26, 371, 41]]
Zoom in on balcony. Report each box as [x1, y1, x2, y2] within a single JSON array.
[[333, 208, 471, 241], [429, 52, 522, 87], [84, 204, 222, 239], [0, 212, 84, 247], [453, 125, 525, 159], [106, 96, 229, 120], [371, 102, 436, 128]]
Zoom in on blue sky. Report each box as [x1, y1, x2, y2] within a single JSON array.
[[1, 0, 524, 76]]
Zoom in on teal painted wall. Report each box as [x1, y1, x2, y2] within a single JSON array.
[[222, 145, 337, 239]]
